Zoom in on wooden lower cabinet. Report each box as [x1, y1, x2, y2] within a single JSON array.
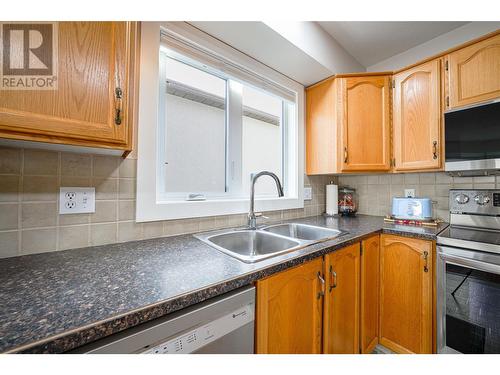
[[360, 235, 380, 353], [379, 234, 433, 354], [323, 243, 360, 354], [255, 257, 324, 354]]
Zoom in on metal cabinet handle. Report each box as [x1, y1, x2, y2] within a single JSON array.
[[432, 141, 438, 160], [423, 251, 429, 273], [317, 272, 325, 299], [114, 87, 123, 125], [329, 265, 337, 292], [344, 147, 348, 163]]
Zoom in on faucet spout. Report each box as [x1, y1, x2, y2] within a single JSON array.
[[247, 171, 284, 230]]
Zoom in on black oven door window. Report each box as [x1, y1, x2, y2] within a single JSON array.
[[446, 263, 500, 353]]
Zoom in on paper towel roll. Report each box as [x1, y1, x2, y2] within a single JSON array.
[[326, 183, 338, 216]]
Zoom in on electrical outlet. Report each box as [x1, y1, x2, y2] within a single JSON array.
[[59, 187, 95, 214], [304, 186, 312, 200], [404, 189, 416, 198]]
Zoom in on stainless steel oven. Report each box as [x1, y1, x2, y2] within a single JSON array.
[[437, 189, 500, 353], [444, 100, 500, 176]]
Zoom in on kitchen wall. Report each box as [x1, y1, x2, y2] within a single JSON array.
[[337, 172, 499, 221], [367, 22, 500, 71], [0, 146, 333, 258]]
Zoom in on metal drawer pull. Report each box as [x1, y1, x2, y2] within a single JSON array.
[[423, 251, 429, 273], [115, 87, 123, 125], [317, 272, 325, 299], [329, 265, 337, 291], [432, 141, 438, 160], [344, 147, 348, 163]]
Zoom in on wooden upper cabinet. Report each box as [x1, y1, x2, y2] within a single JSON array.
[[360, 235, 380, 354], [323, 243, 360, 354], [0, 22, 138, 152], [393, 59, 442, 171], [256, 258, 324, 354], [379, 234, 433, 354], [447, 32, 500, 109], [339, 75, 391, 172], [306, 78, 338, 175]]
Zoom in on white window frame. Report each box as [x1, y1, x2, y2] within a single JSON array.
[[136, 22, 304, 222]]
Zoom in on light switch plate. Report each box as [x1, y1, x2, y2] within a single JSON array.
[[59, 187, 95, 214], [404, 189, 416, 198], [304, 186, 312, 200]]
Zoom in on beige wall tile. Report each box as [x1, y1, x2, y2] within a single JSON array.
[[198, 217, 216, 231], [93, 156, 119, 178], [118, 179, 136, 199], [61, 153, 91, 176], [118, 200, 135, 221], [419, 173, 436, 184], [61, 176, 92, 187], [436, 173, 453, 184], [0, 203, 19, 230], [23, 149, 58, 175], [59, 225, 89, 250], [90, 223, 117, 246], [0, 231, 19, 258], [403, 173, 419, 184], [473, 176, 495, 184], [59, 213, 89, 226], [366, 175, 379, 184], [22, 202, 57, 228], [91, 201, 117, 223], [0, 175, 19, 202], [94, 178, 118, 200], [21, 228, 57, 254], [22, 176, 58, 201], [0, 147, 21, 174], [164, 218, 199, 236], [118, 221, 143, 242], [390, 174, 404, 185], [119, 158, 137, 178], [143, 221, 163, 239]]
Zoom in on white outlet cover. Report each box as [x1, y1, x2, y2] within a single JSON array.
[[59, 187, 96, 214], [404, 189, 416, 198], [304, 186, 312, 200]]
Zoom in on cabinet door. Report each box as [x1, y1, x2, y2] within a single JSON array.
[[447, 33, 500, 109], [339, 76, 391, 172], [393, 60, 441, 171], [360, 235, 380, 354], [379, 234, 433, 354], [323, 243, 360, 354], [306, 78, 338, 175], [0, 22, 137, 150], [256, 257, 324, 354]]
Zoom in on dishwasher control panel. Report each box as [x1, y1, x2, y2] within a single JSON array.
[[142, 303, 254, 354]]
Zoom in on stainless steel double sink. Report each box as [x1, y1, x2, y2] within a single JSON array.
[[194, 223, 347, 263]]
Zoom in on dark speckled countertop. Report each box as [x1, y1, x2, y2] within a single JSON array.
[[0, 215, 447, 353]]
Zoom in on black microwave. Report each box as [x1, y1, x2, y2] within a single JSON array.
[[445, 100, 500, 176]]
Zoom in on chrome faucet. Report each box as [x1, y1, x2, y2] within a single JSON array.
[[247, 171, 284, 230]]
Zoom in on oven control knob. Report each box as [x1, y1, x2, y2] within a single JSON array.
[[455, 193, 469, 204], [474, 194, 490, 205]]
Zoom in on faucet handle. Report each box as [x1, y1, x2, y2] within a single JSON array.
[[255, 212, 269, 220]]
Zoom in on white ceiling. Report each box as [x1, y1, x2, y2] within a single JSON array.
[[318, 21, 468, 67], [190, 22, 334, 86]]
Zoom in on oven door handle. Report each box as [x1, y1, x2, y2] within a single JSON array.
[[440, 252, 500, 275]]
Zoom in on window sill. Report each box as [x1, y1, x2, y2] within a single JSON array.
[[136, 196, 303, 222]]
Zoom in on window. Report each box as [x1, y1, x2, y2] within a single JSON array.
[[137, 22, 304, 221]]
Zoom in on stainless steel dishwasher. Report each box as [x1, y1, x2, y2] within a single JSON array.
[[74, 286, 255, 354]]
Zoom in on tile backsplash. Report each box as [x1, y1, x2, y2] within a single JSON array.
[[338, 172, 499, 221], [0, 146, 334, 258]]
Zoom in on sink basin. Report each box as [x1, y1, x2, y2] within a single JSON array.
[[262, 223, 343, 241], [196, 230, 302, 263]]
